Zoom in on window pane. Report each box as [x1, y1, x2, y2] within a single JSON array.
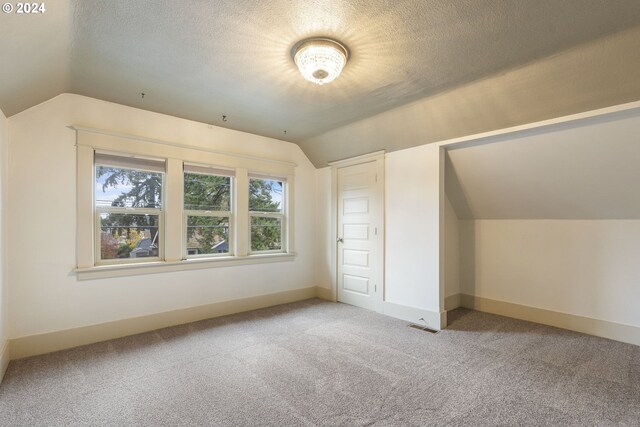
[[251, 217, 282, 251], [99, 213, 160, 260], [249, 178, 283, 213], [95, 166, 163, 208], [186, 216, 230, 255], [184, 173, 231, 211]]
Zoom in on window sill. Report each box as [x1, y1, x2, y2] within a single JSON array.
[[75, 252, 296, 280]]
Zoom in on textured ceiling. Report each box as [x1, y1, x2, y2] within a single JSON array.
[[302, 25, 640, 166], [2, 1, 640, 164]]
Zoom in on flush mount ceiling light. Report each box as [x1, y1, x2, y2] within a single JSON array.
[[292, 37, 349, 85]]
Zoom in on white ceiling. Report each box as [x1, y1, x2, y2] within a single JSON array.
[[1, 1, 640, 166], [446, 109, 640, 220]]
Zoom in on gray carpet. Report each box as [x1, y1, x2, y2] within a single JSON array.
[[1, 299, 639, 426]]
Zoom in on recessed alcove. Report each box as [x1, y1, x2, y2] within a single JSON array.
[[443, 107, 640, 341]]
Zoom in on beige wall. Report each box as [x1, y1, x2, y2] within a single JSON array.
[[384, 144, 442, 316], [315, 167, 334, 295], [7, 94, 318, 339], [461, 219, 640, 328], [0, 107, 8, 367], [444, 196, 459, 299]]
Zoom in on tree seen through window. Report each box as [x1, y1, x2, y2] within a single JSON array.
[[249, 178, 283, 252], [96, 165, 162, 260]]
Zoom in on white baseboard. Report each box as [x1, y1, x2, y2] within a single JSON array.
[[445, 294, 461, 311], [10, 286, 318, 360], [382, 301, 445, 330], [460, 294, 640, 347], [316, 286, 334, 301], [0, 340, 9, 384]]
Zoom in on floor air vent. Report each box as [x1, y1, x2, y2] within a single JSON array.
[[408, 324, 440, 334]]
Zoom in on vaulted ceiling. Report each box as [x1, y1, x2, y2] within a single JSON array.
[[2, 1, 640, 166], [445, 107, 640, 220]]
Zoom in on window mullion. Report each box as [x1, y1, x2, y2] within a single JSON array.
[[235, 168, 249, 257], [97, 207, 162, 215], [249, 212, 283, 219], [185, 210, 231, 217], [164, 158, 183, 262]]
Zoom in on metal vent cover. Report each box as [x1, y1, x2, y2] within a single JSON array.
[[408, 324, 439, 334]]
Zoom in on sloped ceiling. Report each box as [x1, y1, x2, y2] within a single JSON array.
[[1, 1, 640, 166], [302, 25, 640, 166], [445, 109, 640, 220]]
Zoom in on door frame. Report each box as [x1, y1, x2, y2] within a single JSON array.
[[328, 151, 385, 312]]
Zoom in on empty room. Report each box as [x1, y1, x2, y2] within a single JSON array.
[[1, 1, 639, 425]]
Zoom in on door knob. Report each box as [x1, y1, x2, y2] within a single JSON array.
[[337, 237, 344, 243]]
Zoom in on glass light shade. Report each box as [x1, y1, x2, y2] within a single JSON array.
[[293, 38, 348, 85]]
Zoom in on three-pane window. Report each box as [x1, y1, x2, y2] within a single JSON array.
[[92, 152, 288, 266]]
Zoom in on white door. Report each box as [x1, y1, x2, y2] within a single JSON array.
[[337, 160, 382, 311]]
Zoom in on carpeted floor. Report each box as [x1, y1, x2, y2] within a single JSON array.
[[1, 299, 639, 426]]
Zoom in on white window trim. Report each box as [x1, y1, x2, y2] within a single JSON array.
[[74, 126, 296, 279], [75, 252, 296, 280]]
